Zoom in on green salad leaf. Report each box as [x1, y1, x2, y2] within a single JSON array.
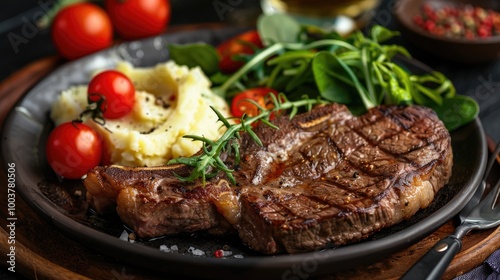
[[168, 14, 479, 132], [429, 95, 479, 131], [257, 14, 302, 46], [168, 43, 220, 76]]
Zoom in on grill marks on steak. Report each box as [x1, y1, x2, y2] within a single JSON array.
[[232, 104, 452, 253], [83, 103, 453, 254]]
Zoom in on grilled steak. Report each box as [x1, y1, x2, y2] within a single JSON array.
[[84, 103, 453, 254]]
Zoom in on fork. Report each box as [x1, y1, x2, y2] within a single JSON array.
[[401, 139, 500, 280]]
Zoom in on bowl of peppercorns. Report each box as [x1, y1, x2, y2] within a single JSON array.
[[395, 0, 500, 63]]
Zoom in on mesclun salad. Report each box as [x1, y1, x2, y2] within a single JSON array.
[[169, 14, 479, 131], [165, 14, 479, 184]]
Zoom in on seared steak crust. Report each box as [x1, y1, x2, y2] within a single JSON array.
[[84, 104, 453, 254], [85, 165, 234, 237]]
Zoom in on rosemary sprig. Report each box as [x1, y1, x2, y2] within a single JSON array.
[[168, 94, 325, 185]]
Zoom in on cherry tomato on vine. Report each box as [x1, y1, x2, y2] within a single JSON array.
[[51, 3, 113, 60], [46, 122, 103, 179], [216, 30, 264, 73], [231, 88, 279, 118], [88, 70, 136, 119], [105, 0, 171, 40]]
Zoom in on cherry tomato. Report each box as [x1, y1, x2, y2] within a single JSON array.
[[46, 122, 103, 179], [88, 70, 136, 119], [231, 88, 279, 118], [105, 0, 171, 40], [216, 30, 264, 73], [51, 3, 113, 60]]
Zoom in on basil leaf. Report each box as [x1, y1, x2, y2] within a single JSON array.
[[430, 95, 479, 131], [312, 52, 354, 104], [257, 14, 301, 46], [168, 43, 220, 76]]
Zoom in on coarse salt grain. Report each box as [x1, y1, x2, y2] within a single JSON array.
[[223, 250, 233, 257], [188, 246, 205, 256], [160, 245, 171, 252], [119, 230, 129, 241]]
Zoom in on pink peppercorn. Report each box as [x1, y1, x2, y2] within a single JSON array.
[[413, 4, 500, 39], [214, 249, 224, 258]]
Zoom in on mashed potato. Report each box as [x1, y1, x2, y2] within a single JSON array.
[[50, 61, 230, 167]]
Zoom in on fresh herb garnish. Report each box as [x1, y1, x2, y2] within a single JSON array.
[[168, 95, 325, 184]]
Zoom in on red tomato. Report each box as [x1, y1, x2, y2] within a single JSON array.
[[217, 30, 264, 73], [231, 88, 279, 118], [46, 122, 103, 179], [51, 3, 113, 60], [105, 0, 171, 40], [88, 70, 136, 119]]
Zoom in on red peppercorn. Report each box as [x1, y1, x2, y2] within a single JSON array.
[[478, 26, 491, 37], [424, 20, 436, 31], [214, 249, 224, 258]]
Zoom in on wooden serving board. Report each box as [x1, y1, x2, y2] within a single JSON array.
[[1, 32, 499, 280]]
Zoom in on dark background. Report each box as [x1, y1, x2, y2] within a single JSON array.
[[1, 0, 500, 279]]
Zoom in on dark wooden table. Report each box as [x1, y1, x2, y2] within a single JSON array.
[[1, 0, 499, 279]]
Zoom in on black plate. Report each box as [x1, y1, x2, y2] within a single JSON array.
[[0, 27, 488, 279]]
